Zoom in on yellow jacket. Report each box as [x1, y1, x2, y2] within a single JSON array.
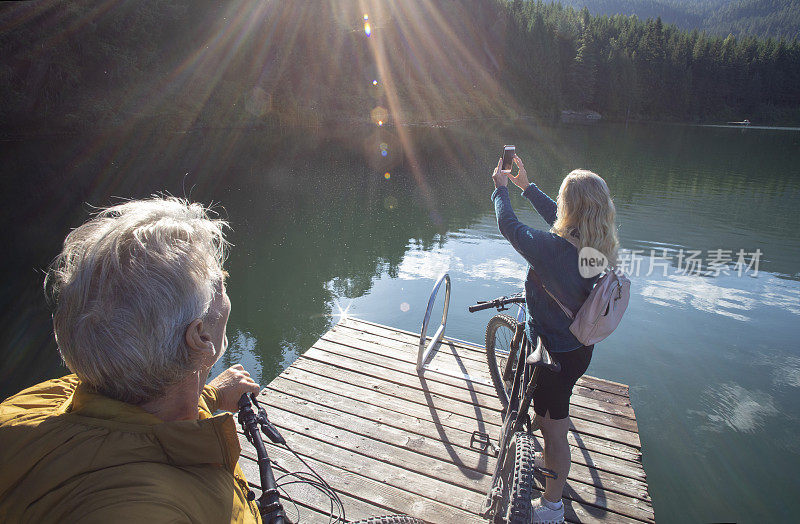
[[0, 375, 261, 523]]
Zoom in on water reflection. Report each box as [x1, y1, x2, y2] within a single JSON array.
[[641, 274, 759, 322], [691, 382, 779, 434]]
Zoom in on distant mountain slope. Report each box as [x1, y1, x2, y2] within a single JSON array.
[[557, 0, 800, 39], [706, 0, 800, 39]]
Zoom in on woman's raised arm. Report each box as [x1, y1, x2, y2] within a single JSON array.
[[511, 155, 558, 226]]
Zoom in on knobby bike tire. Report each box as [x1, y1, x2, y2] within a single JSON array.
[[485, 314, 519, 409], [507, 432, 536, 524], [350, 515, 425, 524]]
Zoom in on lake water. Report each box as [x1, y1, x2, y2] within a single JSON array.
[[1, 121, 798, 523]]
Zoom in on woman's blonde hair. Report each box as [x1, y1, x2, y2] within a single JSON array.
[[551, 169, 619, 266], [45, 196, 229, 404]]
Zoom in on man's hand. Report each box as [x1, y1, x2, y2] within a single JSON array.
[[208, 364, 260, 412], [509, 155, 531, 190], [491, 157, 508, 188]]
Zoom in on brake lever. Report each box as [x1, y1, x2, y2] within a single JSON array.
[[250, 393, 286, 445], [497, 297, 509, 312]]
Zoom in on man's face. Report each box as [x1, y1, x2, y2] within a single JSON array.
[[206, 277, 231, 365]]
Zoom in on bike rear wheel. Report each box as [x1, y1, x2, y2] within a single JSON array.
[[500, 431, 536, 524], [485, 314, 519, 408]]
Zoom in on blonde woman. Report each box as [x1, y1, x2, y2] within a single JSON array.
[[490, 155, 619, 524]]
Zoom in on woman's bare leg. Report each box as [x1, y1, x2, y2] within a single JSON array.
[[539, 412, 571, 503]]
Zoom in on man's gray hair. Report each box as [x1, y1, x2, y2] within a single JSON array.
[[45, 196, 229, 404]]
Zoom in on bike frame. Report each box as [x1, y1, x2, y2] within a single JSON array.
[[482, 304, 544, 521]]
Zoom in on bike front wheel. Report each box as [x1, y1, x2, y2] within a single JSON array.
[[485, 314, 519, 408]]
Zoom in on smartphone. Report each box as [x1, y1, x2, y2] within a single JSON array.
[[502, 145, 515, 172]]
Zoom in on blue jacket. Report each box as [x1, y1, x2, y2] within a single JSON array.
[[492, 183, 598, 352]]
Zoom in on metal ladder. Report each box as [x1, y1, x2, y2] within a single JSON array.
[[416, 273, 451, 372]]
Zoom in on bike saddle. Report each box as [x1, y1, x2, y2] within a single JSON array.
[[525, 338, 561, 373]]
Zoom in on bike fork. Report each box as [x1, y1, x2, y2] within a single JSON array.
[[481, 410, 516, 520]]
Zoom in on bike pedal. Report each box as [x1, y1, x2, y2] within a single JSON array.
[[537, 466, 558, 480], [470, 430, 498, 456]]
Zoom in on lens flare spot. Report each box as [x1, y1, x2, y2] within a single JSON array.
[[384, 195, 398, 210], [244, 86, 271, 117], [381, 150, 388, 157], [363, 13, 369, 20], [372, 80, 378, 86], [384, 172, 391, 180], [370, 106, 388, 125], [332, 300, 352, 323], [400, 302, 410, 313], [364, 22, 371, 36]]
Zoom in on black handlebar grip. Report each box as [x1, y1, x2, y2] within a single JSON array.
[[468, 302, 495, 313]]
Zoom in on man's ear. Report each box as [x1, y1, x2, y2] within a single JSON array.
[[185, 318, 214, 364]]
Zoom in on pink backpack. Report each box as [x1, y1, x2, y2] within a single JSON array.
[[535, 267, 630, 346]]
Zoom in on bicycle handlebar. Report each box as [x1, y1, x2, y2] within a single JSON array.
[[238, 394, 286, 524], [468, 296, 525, 313]]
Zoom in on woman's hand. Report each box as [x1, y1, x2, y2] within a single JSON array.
[[491, 157, 508, 188], [209, 364, 260, 412], [509, 155, 530, 190]]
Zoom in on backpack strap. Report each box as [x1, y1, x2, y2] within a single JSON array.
[[527, 268, 575, 320], [528, 264, 617, 321]]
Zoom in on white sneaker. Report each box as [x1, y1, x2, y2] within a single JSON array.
[[532, 498, 565, 524]]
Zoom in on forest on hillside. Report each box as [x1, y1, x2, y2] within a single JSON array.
[[559, 0, 800, 40], [503, 0, 800, 122], [1, 0, 798, 132]]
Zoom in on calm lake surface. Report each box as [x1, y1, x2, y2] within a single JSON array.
[[1, 121, 799, 523]]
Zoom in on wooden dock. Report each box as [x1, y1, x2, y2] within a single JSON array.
[[236, 317, 654, 523]]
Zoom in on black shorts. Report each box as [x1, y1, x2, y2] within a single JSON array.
[[532, 344, 593, 420]]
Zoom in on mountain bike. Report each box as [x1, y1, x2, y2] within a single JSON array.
[[468, 293, 561, 524], [238, 393, 424, 524]]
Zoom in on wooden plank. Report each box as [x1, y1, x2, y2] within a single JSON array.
[[239, 405, 651, 523], [342, 316, 635, 400], [574, 383, 634, 410], [250, 396, 485, 497], [237, 432, 484, 523], [268, 376, 649, 495], [238, 455, 384, 523], [303, 346, 641, 448], [320, 330, 636, 421], [338, 319, 632, 399], [310, 338, 638, 433], [312, 337, 640, 442], [341, 318, 632, 399], [302, 345, 642, 445], [288, 354, 642, 451], [579, 375, 630, 398], [278, 364, 644, 466], [322, 325, 635, 410], [260, 385, 653, 521], [322, 328, 638, 421], [266, 376, 651, 501]]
